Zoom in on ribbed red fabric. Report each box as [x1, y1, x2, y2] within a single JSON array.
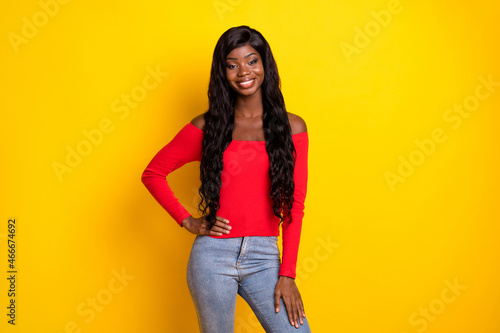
[[141, 122, 308, 279]]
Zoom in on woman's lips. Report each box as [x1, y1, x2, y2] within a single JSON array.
[[237, 78, 256, 88]]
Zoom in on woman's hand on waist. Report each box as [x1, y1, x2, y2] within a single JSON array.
[[181, 215, 231, 236]]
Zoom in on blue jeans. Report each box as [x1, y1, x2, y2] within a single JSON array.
[[187, 235, 312, 333]]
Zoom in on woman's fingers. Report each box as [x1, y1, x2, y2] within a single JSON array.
[[183, 216, 231, 236], [203, 216, 231, 235], [283, 297, 296, 327], [213, 216, 231, 234], [292, 302, 299, 328], [215, 216, 230, 226], [282, 299, 305, 328], [274, 290, 281, 313], [293, 297, 304, 325], [275, 277, 305, 328], [275, 287, 302, 328], [207, 226, 230, 236], [298, 300, 304, 325], [295, 297, 305, 326], [287, 299, 304, 328]]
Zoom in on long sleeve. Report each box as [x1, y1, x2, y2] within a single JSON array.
[[141, 122, 203, 226], [279, 132, 309, 279]]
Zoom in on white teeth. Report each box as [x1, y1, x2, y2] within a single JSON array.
[[238, 79, 254, 86]]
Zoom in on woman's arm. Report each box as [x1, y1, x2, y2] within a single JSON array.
[[279, 113, 308, 278], [141, 118, 232, 237], [141, 122, 203, 226], [274, 114, 309, 328]]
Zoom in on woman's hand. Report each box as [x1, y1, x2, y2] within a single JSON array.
[[181, 215, 231, 236], [274, 276, 306, 328]]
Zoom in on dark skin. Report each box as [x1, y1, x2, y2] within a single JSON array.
[[182, 44, 308, 329]]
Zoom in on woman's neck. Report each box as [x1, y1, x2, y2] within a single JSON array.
[[234, 91, 263, 118]]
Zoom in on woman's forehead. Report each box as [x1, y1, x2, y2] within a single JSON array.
[[226, 44, 260, 59]]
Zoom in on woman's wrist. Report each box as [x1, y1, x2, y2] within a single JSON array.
[[181, 216, 193, 228]]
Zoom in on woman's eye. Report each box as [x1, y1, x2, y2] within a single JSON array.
[[227, 64, 236, 69], [249, 59, 258, 65]]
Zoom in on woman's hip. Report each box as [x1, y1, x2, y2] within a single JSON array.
[[187, 235, 281, 277]]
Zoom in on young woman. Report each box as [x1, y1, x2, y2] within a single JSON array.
[[141, 25, 311, 332]]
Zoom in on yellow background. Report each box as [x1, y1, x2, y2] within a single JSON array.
[[1, 0, 499, 332]]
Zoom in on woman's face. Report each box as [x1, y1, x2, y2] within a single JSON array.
[[225, 44, 264, 97]]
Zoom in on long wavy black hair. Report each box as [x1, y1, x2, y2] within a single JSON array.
[[198, 25, 296, 229]]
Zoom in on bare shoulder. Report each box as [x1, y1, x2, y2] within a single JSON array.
[[287, 112, 307, 135], [190, 113, 206, 131]]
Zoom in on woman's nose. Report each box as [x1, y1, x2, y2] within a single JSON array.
[[238, 65, 250, 76]]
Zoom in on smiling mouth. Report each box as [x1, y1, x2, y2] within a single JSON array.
[[237, 78, 256, 88]]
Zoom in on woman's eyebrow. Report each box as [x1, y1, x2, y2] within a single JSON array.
[[226, 52, 257, 60]]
